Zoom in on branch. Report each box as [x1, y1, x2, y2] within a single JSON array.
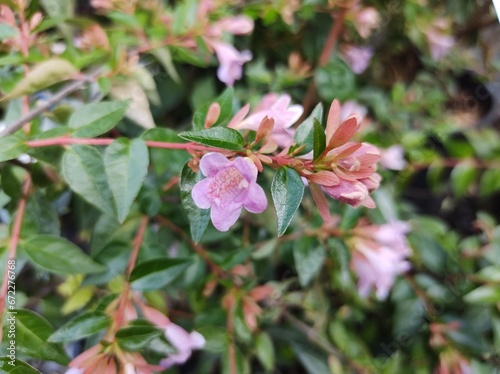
[[0, 68, 102, 138]]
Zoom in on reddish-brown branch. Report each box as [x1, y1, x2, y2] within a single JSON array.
[[114, 216, 149, 330], [0, 176, 32, 338]]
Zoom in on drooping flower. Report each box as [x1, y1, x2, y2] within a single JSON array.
[[312, 100, 381, 209], [160, 323, 206, 368], [379, 145, 406, 170], [349, 221, 411, 299], [342, 45, 374, 74], [192, 153, 267, 231], [211, 41, 252, 87], [231, 93, 303, 148]]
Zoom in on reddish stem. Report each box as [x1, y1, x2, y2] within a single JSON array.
[[26, 137, 216, 152], [0, 176, 32, 340]]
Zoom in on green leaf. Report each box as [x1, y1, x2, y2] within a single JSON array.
[[271, 167, 305, 236], [69, 101, 129, 138], [104, 138, 149, 222], [48, 311, 111, 343], [8, 309, 70, 365], [84, 242, 130, 285], [450, 163, 478, 197], [475, 266, 500, 283], [151, 47, 181, 83], [293, 237, 325, 287], [179, 127, 244, 151], [312, 118, 326, 160], [61, 144, 115, 215], [315, 59, 355, 102], [0, 24, 18, 41], [23, 235, 106, 274], [479, 169, 500, 196], [0, 132, 28, 163], [130, 257, 193, 290], [463, 285, 500, 305], [0, 358, 41, 373], [5, 59, 77, 99], [192, 88, 234, 130], [291, 342, 330, 374], [180, 163, 210, 242], [255, 331, 275, 371], [293, 103, 323, 155], [116, 325, 163, 351]]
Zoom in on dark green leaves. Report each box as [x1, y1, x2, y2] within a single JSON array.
[[179, 127, 245, 151], [315, 58, 355, 102], [48, 311, 111, 343], [61, 144, 115, 214], [23, 235, 106, 274], [130, 257, 193, 290], [271, 167, 304, 236], [116, 324, 164, 351], [0, 132, 28, 162], [104, 138, 149, 223], [180, 163, 210, 242], [62, 139, 149, 223], [10, 309, 69, 365], [293, 103, 323, 155], [293, 237, 325, 287], [313, 119, 326, 160], [69, 101, 129, 138], [0, 358, 41, 373]]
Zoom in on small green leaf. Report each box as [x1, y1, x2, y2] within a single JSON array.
[[271, 167, 305, 236], [69, 101, 129, 138], [193, 88, 234, 130], [293, 103, 323, 155], [48, 311, 111, 343], [291, 342, 330, 374], [104, 138, 149, 223], [479, 169, 500, 196], [151, 47, 181, 83], [23, 235, 106, 274], [130, 257, 193, 290], [450, 163, 477, 197], [61, 144, 115, 215], [6, 59, 77, 99], [293, 237, 325, 287], [0, 24, 18, 41], [116, 325, 163, 351], [255, 331, 275, 371], [179, 127, 244, 151], [8, 309, 70, 365], [0, 358, 41, 373], [464, 285, 500, 305], [312, 118, 326, 160], [315, 59, 355, 102], [0, 132, 28, 162], [180, 163, 210, 242]]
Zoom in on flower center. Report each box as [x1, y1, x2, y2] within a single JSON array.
[[207, 167, 249, 207]]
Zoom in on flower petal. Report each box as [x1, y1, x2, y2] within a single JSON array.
[[233, 157, 258, 182], [192, 178, 213, 209], [243, 183, 267, 213], [199, 152, 232, 177], [211, 204, 242, 231]]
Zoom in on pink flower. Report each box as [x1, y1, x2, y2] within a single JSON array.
[[160, 323, 206, 368], [342, 45, 373, 74], [211, 41, 252, 86], [209, 16, 254, 38], [232, 94, 303, 148], [379, 145, 406, 170], [192, 153, 267, 231], [339, 100, 367, 122], [425, 28, 454, 61], [350, 221, 411, 299], [353, 7, 380, 38]]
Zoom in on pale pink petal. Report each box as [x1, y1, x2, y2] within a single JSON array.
[[212, 42, 252, 86], [192, 178, 213, 209], [211, 204, 241, 231], [199, 152, 232, 177], [243, 183, 267, 213], [232, 157, 258, 182]]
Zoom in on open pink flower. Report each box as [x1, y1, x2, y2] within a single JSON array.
[[160, 323, 206, 368], [211, 41, 252, 86], [231, 94, 303, 148], [379, 145, 406, 170], [349, 221, 411, 299], [192, 153, 267, 231]]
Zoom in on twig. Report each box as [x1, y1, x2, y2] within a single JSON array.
[[0, 69, 102, 138], [0, 176, 32, 342]]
